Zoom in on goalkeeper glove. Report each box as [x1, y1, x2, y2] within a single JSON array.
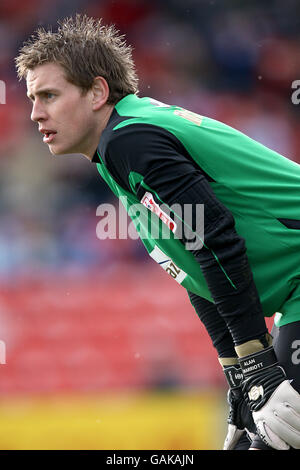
[[220, 358, 256, 450], [236, 335, 300, 450]]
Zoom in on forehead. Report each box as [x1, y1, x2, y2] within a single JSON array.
[[26, 63, 68, 93]]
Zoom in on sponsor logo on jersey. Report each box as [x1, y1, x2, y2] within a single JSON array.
[[149, 246, 187, 284], [141, 192, 177, 233]]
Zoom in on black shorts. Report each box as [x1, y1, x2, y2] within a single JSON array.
[[271, 320, 300, 394]]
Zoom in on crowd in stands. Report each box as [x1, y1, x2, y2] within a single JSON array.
[[1, 0, 300, 278]]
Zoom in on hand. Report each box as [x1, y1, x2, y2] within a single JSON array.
[[224, 386, 256, 450], [252, 379, 300, 450], [222, 362, 256, 450], [239, 346, 300, 450]]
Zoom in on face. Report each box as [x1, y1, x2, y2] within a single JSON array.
[[26, 62, 98, 156]]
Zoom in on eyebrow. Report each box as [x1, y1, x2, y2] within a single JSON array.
[[27, 88, 59, 101]]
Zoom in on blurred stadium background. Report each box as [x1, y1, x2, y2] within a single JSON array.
[[0, 0, 299, 450]]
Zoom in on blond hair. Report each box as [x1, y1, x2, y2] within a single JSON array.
[[15, 14, 139, 104]]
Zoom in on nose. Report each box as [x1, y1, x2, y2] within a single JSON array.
[[31, 99, 47, 122]]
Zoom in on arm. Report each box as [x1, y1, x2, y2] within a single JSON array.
[[188, 291, 256, 450], [105, 123, 268, 347]]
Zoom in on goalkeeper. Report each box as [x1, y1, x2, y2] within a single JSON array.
[[16, 15, 300, 450]]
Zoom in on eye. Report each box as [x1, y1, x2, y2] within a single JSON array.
[[41, 92, 55, 101]]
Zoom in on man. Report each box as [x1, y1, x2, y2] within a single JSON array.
[[16, 15, 300, 450]]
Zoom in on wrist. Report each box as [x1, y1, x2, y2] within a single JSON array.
[[232, 334, 287, 411], [234, 333, 276, 376], [234, 333, 273, 359], [219, 357, 243, 389], [238, 346, 278, 377]]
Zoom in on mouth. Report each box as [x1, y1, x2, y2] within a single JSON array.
[[40, 129, 57, 144]]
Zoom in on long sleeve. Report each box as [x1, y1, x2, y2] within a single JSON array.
[[187, 290, 236, 358], [103, 123, 268, 346]]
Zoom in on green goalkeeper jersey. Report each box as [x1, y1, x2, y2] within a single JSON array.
[[92, 94, 300, 327]]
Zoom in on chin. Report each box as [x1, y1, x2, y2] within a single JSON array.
[[48, 145, 69, 156]]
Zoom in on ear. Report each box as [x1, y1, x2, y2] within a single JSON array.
[[91, 76, 109, 111]]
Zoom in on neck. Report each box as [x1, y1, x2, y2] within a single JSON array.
[[82, 104, 114, 161]]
